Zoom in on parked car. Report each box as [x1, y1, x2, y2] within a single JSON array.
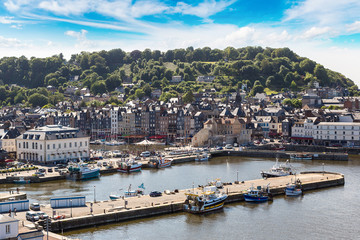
[[26, 211, 40, 222], [54, 167, 59, 172], [216, 146, 223, 150], [36, 211, 49, 220], [30, 202, 41, 211], [47, 168, 53, 173], [102, 162, 108, 167], [38, 168, 46, 173], [270, 139, 275, 142], [35, 172, 45, 177], [56, 164, 67, 169], [225, 144, 233, 149], [149, 191, 162, 197], [140, 151, 151, 157]]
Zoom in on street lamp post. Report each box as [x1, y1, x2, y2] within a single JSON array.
[[70, 200, 72, 218], [94, 186, 96, 203]]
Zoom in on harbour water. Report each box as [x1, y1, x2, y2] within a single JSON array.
[[5, 156, 360, 239]]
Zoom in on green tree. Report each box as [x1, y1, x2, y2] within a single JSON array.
[[250, 85, 264, 96], [105, 75, 121, 91], [14, 92, 26, 104], [91, 81, 107, 95], [28, 93, 48, 107], [183, 90, 195, 103], [290, 80, 298, 91], [135, 88, 145, 99]]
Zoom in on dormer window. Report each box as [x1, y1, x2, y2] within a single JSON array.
[[23, 134, 28, 139]]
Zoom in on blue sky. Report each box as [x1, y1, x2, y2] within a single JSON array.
[[0, 0, 360, 84]]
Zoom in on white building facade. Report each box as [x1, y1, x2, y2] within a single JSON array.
[[313, 122, 360, 146], [16, 125, 90, 163], [110, 107, 119, 139], [0, 215, 19, 240]]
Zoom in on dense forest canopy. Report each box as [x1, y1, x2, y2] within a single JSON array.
[[0, 46, 357, 107]]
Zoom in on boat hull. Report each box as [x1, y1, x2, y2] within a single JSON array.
[[184, 195, 227, 214], [158, 161, 172, 168], [13, 180, 30, 184], [117, 165, 142, 173], [261, 172, 290, 178], [80, 169, 100, 180], [109, 195, 121, 200], [244, 194, 268, 202]]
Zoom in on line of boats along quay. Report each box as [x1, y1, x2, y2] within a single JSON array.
[[0, 145, 349, 236]]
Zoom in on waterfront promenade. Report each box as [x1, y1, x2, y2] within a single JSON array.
[[13, 171, 344, 232]]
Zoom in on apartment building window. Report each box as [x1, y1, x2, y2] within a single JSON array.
[[6, 224, 10, 234], [47, 144, 50, 150], [53, 144, 55, 149], [26, 142, 28, 148], [64, 143, 66, 148], [36, 143, 38, 149], [69, 142, 72, 148], [40, 144, 42, 150]]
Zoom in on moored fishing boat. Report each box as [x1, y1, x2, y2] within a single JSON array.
[[285, 179, 303, 196], [68, 162, 100, 180], [183, 185, 227, 213], [13, 177, 31, 184], [117, 160, 142, 173], [261, 159, 294, 178], [244, 185, 272, 202], [195, 152, 210, 161], [148, 156, 172, 168], [290, 153, 313, 160]]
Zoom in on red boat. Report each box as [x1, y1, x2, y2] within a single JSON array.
[[117, 160, 142, 173]]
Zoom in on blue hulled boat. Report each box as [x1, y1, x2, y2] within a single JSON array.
[[244, 185, 271, 202]]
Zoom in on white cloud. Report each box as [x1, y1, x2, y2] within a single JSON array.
[[284, 0, 360, 26], [38, 0, 92, 16], [347, 21, 360, 33], [65, 29, 96, 49], [4, 0, 34, 12], [302, 26, 333, 39], [173, 0, 236, 19], [0, 35, 28, 48]]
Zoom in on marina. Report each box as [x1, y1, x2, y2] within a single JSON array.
[[1, 155, 359, 239]]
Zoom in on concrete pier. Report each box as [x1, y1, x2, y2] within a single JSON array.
[[14, 171, 344, 233], [0, 192, 27, 202]]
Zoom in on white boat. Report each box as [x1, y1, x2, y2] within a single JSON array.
[[261, 159, 294, 178], [109, 194, 122, 200], [68, 162, 100, 180], [117, 160, 142, 173], [285, 179, 303, 196], [148, 157, 172, 168], [195, 153, 210, 161], [124, 184, 145, 198], [184, 185, 228, 213]]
